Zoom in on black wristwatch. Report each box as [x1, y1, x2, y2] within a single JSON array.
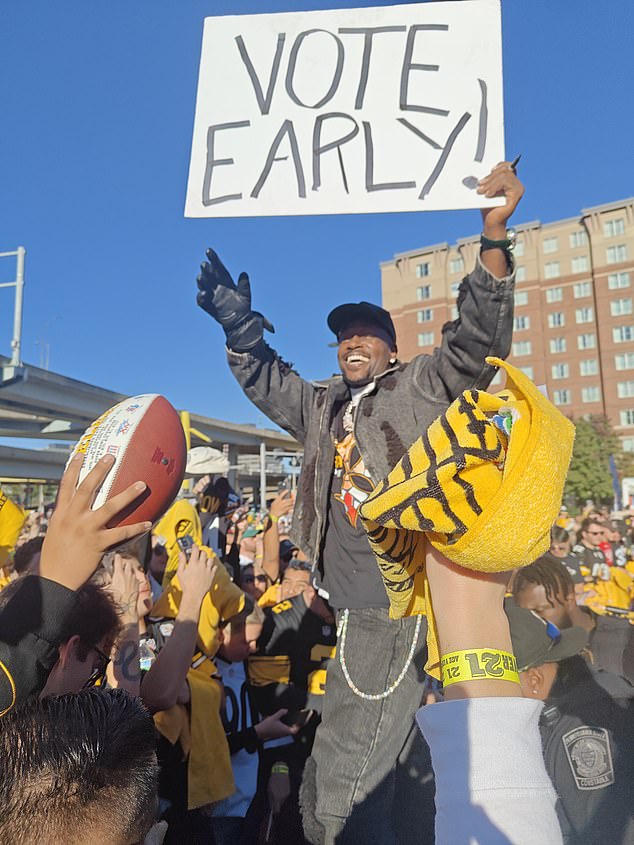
[[480, 228, 516, 253]]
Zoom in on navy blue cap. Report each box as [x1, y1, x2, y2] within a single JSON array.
[[327, 301, 396, 347]]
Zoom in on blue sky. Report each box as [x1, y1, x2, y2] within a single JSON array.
[[1, 0, 633, 434]]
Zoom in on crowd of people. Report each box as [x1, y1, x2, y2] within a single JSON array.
[[1, 161, 633, 845]]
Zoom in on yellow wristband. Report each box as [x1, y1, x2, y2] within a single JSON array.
[[441, 649, 520, 687], [270, 514, 279, 524], [271, 762, 289, 774]]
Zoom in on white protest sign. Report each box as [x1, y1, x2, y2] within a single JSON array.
[[185, 1, 505, 218]]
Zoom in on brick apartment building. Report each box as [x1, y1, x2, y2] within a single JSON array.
[[380, 197, 634, 449]]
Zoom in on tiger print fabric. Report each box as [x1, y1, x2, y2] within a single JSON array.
[[359, 357, 575, 673]]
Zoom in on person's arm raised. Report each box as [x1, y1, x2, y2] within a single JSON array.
[[477, 160, 525, 280], [418, 542, 563, 845], [197, 248, 316, 444], [262, 490, 295, 583], [40, 453, 152, 591], [412, 161, 524, 403], [140, 546, 217, 714]]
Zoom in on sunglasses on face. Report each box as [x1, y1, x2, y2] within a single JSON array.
[[242, 574, 268, 585], [82, 644, 111, 689]]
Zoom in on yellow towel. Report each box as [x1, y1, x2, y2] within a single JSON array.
[[0, 489, 26, 569], [258, 584, 282, 608], [153, 668, 234, 809], [150, 561, 244, 808], [360, 357, 575, 677]]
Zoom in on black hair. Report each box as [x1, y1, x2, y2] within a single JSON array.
[[12, 537, 44, 575], [550, 525, 570, 545], [0, 689, 158, 844], [512, 555, 574, 606], [0, 579, 120, 659], [580, 516, 603, 533]]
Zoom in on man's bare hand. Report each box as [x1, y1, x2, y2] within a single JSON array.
[[106, 553, 141, 624], [269, 490, 295, 520], [176, 545, 217, 611], [254, 709, 298, 741], [40, 454, 152, 592], [478, 161, 525, 238]]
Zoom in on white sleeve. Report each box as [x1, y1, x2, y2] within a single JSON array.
[[416, 697, 563, 845]]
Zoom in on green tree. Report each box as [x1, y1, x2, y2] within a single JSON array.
[[564, 415, 621, 507]]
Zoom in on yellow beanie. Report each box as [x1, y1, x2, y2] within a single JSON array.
[[359, 357, 575, 674]]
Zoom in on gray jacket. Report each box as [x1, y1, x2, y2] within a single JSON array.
[[227, 256, 515, 563]]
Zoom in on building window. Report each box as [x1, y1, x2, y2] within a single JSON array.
[[580, 359, 598, 376], [514, 290, 528, 306], [450, 281, 461, 296], [515, 266, 527, 282], [575, 307, 594, 324], [607, 245, 627, 264], [613, 326, 634, 343], [514, 240, 525, 258], [514, 316, 530, 331], [582, 386, 601, 403], [550, 337, 566, 354], [512, 340, 532, 357], [551, 363, 569, 380], [449, 256, 464, 274], [543, 237, 559, 254], [418, 331, 435, 347], [570, 230, 587, 248], [608, 272, 630, 290], [519, 366, 534, 379], [615, 353, 634, 370], [544, 261, 561, 279], [571, 256, 589, 275], [617, 381, 634, 399], [623, 437, 634, 452], [546, 287, 563, 303], [415, 261, 431, 278], [417, 308, 433, 323], [578, 333, 596, 350], [620, 410, 634, 427], [553, 390, 571, 406], [450, 305, 458, 320], [417, 284, 432, 301], [611, 298, 633, 317], [573, 281, 591, 298], [548, 312, 565, 328], [604, 218, 625, 237]]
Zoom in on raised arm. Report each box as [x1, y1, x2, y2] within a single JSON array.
[[417, 543, 563, 845], [197, 249, 317, 442], [0, 455, 151, 716], [140, 546, 216, 713], [415, 162, 525, 402]]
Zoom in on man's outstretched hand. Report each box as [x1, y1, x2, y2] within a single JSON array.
[[478, 161, 525, 239], [40, 454, 152, 592], [196, 248, 274, 335]]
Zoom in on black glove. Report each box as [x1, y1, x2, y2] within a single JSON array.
[[197, 249, 274, 351]]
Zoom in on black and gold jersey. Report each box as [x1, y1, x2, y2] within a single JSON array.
[[249, 593, 336, 713]]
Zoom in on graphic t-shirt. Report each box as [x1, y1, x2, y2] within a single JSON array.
[[320, 388, 390, 610]]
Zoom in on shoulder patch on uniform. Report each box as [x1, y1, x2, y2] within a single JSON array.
[[563, 726, 614, 790]]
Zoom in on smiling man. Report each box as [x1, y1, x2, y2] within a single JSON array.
[[196, 161, 524, 845]]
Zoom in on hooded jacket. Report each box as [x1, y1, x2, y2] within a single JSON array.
[[227, 257, 514, 566]]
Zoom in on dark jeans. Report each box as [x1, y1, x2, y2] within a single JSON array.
[[301, 607, 435, 845]]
